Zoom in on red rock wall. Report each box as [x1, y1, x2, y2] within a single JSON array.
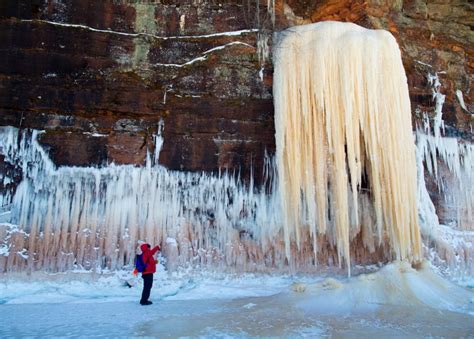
[[0, 0, 472, 208], [0, 0, 274, 184]]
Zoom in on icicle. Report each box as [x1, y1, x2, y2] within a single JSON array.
[[427, 72, 446, 139], [455, 90, 468, 112], [257, 31, 270, 82], [415, 71, 473, 231], [154, 119, 165, 164], [0, 126, 283, 272], [267, 0, 275, 26], [273, 22, 422, 274]]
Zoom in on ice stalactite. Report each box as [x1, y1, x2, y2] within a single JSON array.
[[273, 22, 422, 275], [415, 72, 474, 278], [266, 0, 276, 26], [416, 73, 473, 231], [427, 72, 445, 139], [416, 131, 474, 230], [257, 31, 270, 82], [417, 132, 474, 278], [0, 127, 281, 272]]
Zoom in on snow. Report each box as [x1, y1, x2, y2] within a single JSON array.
[[0, 245, 8, 256], [416, 60, 432, 68], [83, 132, 108, 137], [203, 41, 254, 55], [22, 19, 259, 40], [0, 264, 293, 306], [0, 262, 472, 337], [153, 42, 253, 68], [43, 72, 58, 78], [153, 56, 207, 68]]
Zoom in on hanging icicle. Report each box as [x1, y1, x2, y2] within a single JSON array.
[[273, 22, 422, 274]]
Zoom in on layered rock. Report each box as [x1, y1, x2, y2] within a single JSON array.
[[0, 0, 274, 184], [0, 0, 472, 225]]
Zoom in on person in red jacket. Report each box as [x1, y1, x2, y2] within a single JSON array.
[[139, 243, 161, 305]]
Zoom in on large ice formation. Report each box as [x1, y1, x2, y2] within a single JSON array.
[[273, 22, 422, 274], [0, 127, 281, 272]]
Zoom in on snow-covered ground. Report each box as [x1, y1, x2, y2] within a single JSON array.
[[1, 261, 473, 338]]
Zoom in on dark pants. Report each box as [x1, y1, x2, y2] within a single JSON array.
[[140, 273, 153, 303]]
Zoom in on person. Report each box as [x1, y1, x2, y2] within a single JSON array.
[[139, 242, 161, 305]]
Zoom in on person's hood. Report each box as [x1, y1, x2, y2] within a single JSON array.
[[140, 243, 150, 252]]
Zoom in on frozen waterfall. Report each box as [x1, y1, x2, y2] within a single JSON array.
[[273, 22, 422, 275]]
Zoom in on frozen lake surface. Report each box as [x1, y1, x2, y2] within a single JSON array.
[[2, 296, 473, 337], [1, 262, 473, 338]]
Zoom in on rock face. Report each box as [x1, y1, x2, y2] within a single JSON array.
[[0, 0, 472, 223], [0, 0, 274, 183]]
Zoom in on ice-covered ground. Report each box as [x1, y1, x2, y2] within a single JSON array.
[[0, 261, 473, 338]]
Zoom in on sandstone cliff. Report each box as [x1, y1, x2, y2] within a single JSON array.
[[0, 0, 472, 224]]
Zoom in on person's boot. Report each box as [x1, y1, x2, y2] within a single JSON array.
[[140, 300, 153, 305]]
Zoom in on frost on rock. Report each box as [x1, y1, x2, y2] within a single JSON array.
[[273, 22, 422, 276]]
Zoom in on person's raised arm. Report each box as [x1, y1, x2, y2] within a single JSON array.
[[150, 245, 160, 256]]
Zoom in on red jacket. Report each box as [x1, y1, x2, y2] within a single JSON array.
[[140, 243, 160, 275]]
